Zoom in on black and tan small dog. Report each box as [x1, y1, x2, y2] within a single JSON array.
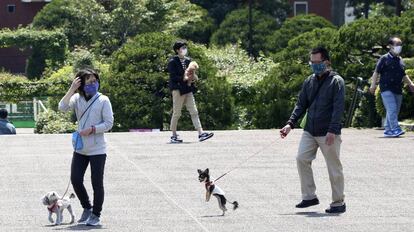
[[197, 168, 238, 216]]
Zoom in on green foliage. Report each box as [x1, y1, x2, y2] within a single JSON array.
[[66, 48, 98, 71], [0, 72, 57, 102], [211, 8, 280, 56], [251, 62, 309, 129], [35, 110, 77, 134], [190, 0, 290, 25], [0, 28, 68, 79], [352, 86, 380, 128], [106, 32, 233, 131], [164, 0, 215, 44], [204, 44, 276, 128], [267, 14, 336, 54], [333, 15, 414, 79], [32, 0, 107, 49], [33, 0, 169, 55], [273, 28, 338, 64]]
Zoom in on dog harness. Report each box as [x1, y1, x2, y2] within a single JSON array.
[[205, 181, 225, 195], [47, 203, 59, 213]]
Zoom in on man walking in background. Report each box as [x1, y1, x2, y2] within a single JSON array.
[[370, 37, 414, 137]]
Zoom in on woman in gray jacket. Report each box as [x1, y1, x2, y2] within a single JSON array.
[[59, 69, 113, 226]]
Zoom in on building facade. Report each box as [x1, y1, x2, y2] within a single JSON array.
[[289, 0, 346, 26], [0, 0, 50, 74]]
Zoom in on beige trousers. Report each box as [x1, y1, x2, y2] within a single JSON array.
[[170, 90, 202, 131], [296, 131, 345, 206]]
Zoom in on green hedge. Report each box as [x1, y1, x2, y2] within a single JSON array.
[[35, 110, 76, 134], [0, 28, 68, 79]]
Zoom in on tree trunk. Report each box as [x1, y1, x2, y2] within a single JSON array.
[[395, 0, 402, 17], [364, 0, 369, 19]]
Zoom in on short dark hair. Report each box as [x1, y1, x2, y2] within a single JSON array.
[[173, 40, 187, 54], [311, 47, 330, 61], [388, 36, 401, 45], [75, 68, 100, 97], [0, 109, 8, 119]]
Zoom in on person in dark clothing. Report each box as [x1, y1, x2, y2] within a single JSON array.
[[369, 37, 414, 137], [0, 109, 16, 135], [168, 41, 213, 143], [280, 47, 346, 214]]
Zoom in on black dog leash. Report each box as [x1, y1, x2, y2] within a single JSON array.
[[214, 137, 279, 182]]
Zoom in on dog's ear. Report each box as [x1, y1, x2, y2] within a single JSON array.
[[197, 169, 202, 174], [42, 196, 50, 205], [205, 168, 209, 174]]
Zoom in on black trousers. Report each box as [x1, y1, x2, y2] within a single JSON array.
[[71, 152, 106, 217]]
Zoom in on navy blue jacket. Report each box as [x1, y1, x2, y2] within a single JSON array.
[[0, 119, 16, 135], [375, 53, 406, 94], [167, 56, 196, 95]]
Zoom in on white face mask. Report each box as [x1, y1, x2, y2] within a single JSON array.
[[392, 45, 402, 55], [179, 48, 188, 56]]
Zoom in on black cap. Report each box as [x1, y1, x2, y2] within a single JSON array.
[[173, 40, 187, 52]]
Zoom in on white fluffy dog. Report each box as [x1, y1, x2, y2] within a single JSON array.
[[41, 191, 76, 225]]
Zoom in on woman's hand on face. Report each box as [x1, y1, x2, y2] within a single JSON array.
[[70, 77, 81, 93]]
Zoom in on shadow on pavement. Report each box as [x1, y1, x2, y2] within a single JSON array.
[[279, 211, 342, 218], [200, 214, 224, 218], [50, 224, 106, 231]]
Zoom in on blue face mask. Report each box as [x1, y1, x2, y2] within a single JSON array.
[[310, 63, 326, 76], [84, 82, 99, 96]]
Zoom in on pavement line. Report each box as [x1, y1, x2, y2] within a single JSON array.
[[109, 144, 210, 232]]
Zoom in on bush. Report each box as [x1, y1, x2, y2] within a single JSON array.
[[210, 8, 280, 57], [251, 62, 310, 129], [177, 15, 216, 44], [35, 110, 76, 134], [106, 32, 234, 131], [164, 0, 215, 44], [32, 0, 107, 49], [204, 44, 276, 128]]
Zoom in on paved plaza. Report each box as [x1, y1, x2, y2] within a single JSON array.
[[0, 129, 413, 232]]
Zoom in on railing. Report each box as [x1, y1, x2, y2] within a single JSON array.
[[33, 98, 48, 121]]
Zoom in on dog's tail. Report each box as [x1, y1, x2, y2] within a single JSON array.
[[231, 201, 239, 210], [69, 193, 76, 199]]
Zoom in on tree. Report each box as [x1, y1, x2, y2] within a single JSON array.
[[267, 14, 336, 55], [164, 0, 216, 44], [32, 0, 106, 49], [190, 0, 290, 25], [33, 0, 169, 55], [94, 0, 168, 55], [0, 28, 67, 79], [347, 0, 408, 18], [210, 8, 280, 57], [204, 44, 277, 128]]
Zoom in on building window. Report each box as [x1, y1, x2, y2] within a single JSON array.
[[294, 1, 308, 16], [7, 5, 16, 13]]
